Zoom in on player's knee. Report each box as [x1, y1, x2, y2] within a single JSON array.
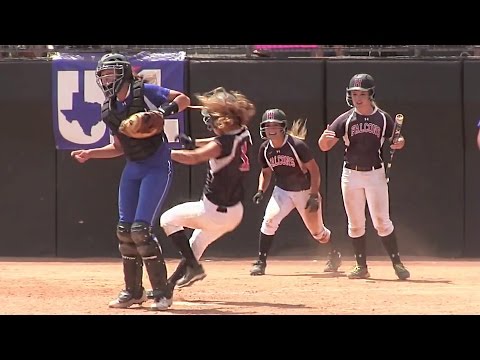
[[117, 222, 137, 256], [348, 225, 365, 238], [131, 221, 162, 259], [131, 221, 152, 245], [375, 222, 394, 237], [117, 222, 133, 243], [159, 211, 183, 236], [260, 219, 278, 236]]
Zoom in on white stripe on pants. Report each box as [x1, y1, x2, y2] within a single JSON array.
[[341, 164, 394, 238], [160, 197, 244, 259]]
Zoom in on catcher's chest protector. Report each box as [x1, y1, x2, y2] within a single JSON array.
[[101, 80, 165, 161]]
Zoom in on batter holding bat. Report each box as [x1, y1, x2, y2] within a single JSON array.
[[318, 73, 410, 280]]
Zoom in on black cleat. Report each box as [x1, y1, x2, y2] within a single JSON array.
[[250, 260, 266, 276]]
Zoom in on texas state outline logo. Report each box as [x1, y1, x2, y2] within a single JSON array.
[[52, 57, 184, 150]]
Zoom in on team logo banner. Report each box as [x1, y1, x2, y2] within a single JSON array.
[[52, 52, 186, 150]]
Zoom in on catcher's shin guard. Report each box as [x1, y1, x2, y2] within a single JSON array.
[[117, 222, 143, 293], [131, 221, 169, 292]]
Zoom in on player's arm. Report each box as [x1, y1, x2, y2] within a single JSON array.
[[85, 135, 124, 158], [477, 128, 480, 150], [195, 136, 216, 147], [304, 159, 321, 196], [145, 84, 191, 116], [171, 140, 221, 165], [318, 124, 340, 151], [164, 89, 190, 114], [257, 167, 273, 192]]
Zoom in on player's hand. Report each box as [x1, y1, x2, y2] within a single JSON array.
[[252, 190, 264, 204], [71, 149, 91, 163], [175, 133, 196, 150], [390, 136, 405, 150], [305, 193, 320, 212], [321, 124, 336, 139]]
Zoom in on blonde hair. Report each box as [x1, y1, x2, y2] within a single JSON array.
[[196, 87, 256, 131], [287, 118, 308, 140]]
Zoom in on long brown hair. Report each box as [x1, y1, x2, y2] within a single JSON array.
[[196, 87, 256, 131]]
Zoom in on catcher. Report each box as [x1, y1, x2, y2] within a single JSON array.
[[71, 53, 190, 310]]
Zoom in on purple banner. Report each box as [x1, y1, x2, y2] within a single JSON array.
[[52, 52, 186, 150]]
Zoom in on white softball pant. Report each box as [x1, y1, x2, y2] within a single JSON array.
[[261, 186, 330, 243], [341, 164, 394, 238], [160, 196, 244, 260]]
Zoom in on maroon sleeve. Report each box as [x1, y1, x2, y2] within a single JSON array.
[[328, 110, 350, 138], [384, 112, 395, 139]]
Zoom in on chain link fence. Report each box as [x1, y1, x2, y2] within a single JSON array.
[[1, 45, 479, 59]]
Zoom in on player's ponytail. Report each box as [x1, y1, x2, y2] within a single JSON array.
[[288, 118, 307, 140]]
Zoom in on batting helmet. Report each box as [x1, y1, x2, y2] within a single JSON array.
[[346, 73, 375, 107], [260, 108, 288, 139], [201, 108, 216, 131], [96, 53, 133, 99]]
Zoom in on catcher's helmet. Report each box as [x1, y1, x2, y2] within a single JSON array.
[[96, 53, 133, 99], [345, 73, 375, 107], [260, 108, 288, 139]]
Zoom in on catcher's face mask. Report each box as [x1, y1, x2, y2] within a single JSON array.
[[95, 53, 132, 99]]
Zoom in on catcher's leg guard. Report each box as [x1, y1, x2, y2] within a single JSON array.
[[131, 221, 169, 295], [117, 222, 143, 296]]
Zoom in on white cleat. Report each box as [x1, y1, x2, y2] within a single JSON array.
[[108, 289, 147, 309], [149, 297, 173, 311]]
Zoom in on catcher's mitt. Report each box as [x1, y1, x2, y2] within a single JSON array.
[[119, 111, 164, 139]]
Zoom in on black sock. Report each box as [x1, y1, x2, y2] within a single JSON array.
[[169, 230, 199, 267], [258, 233, 274, 263], [381, 231, 401, 265], [167, 258, 187, 286], [351, 235, 367, 267], [326, 236, 339, 256]]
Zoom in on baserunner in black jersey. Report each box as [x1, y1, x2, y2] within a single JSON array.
[[249, 108, 342, 276], [160, 87, 255, 288]]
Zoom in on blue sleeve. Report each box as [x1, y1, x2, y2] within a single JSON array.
[[477, 119, 480, 128], [143, 83, 171, 108]]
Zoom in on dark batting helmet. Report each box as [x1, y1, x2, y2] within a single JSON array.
[[346, 73, 375, 107], [260, 108, 288, 139], [95, 53, 133, 99]]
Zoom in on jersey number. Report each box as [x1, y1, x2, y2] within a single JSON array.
[[239, 142, 250, 172]]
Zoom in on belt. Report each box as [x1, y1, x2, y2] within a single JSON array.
[[216, 206, 228, 213], [345, 163, 382, 171]]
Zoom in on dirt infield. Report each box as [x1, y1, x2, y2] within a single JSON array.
[[1, 256, 479, 315]]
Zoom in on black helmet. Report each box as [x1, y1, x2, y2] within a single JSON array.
[[95, 53, 133, 99], [260, 108, 288, 139], [345, 73, 375, 107]]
